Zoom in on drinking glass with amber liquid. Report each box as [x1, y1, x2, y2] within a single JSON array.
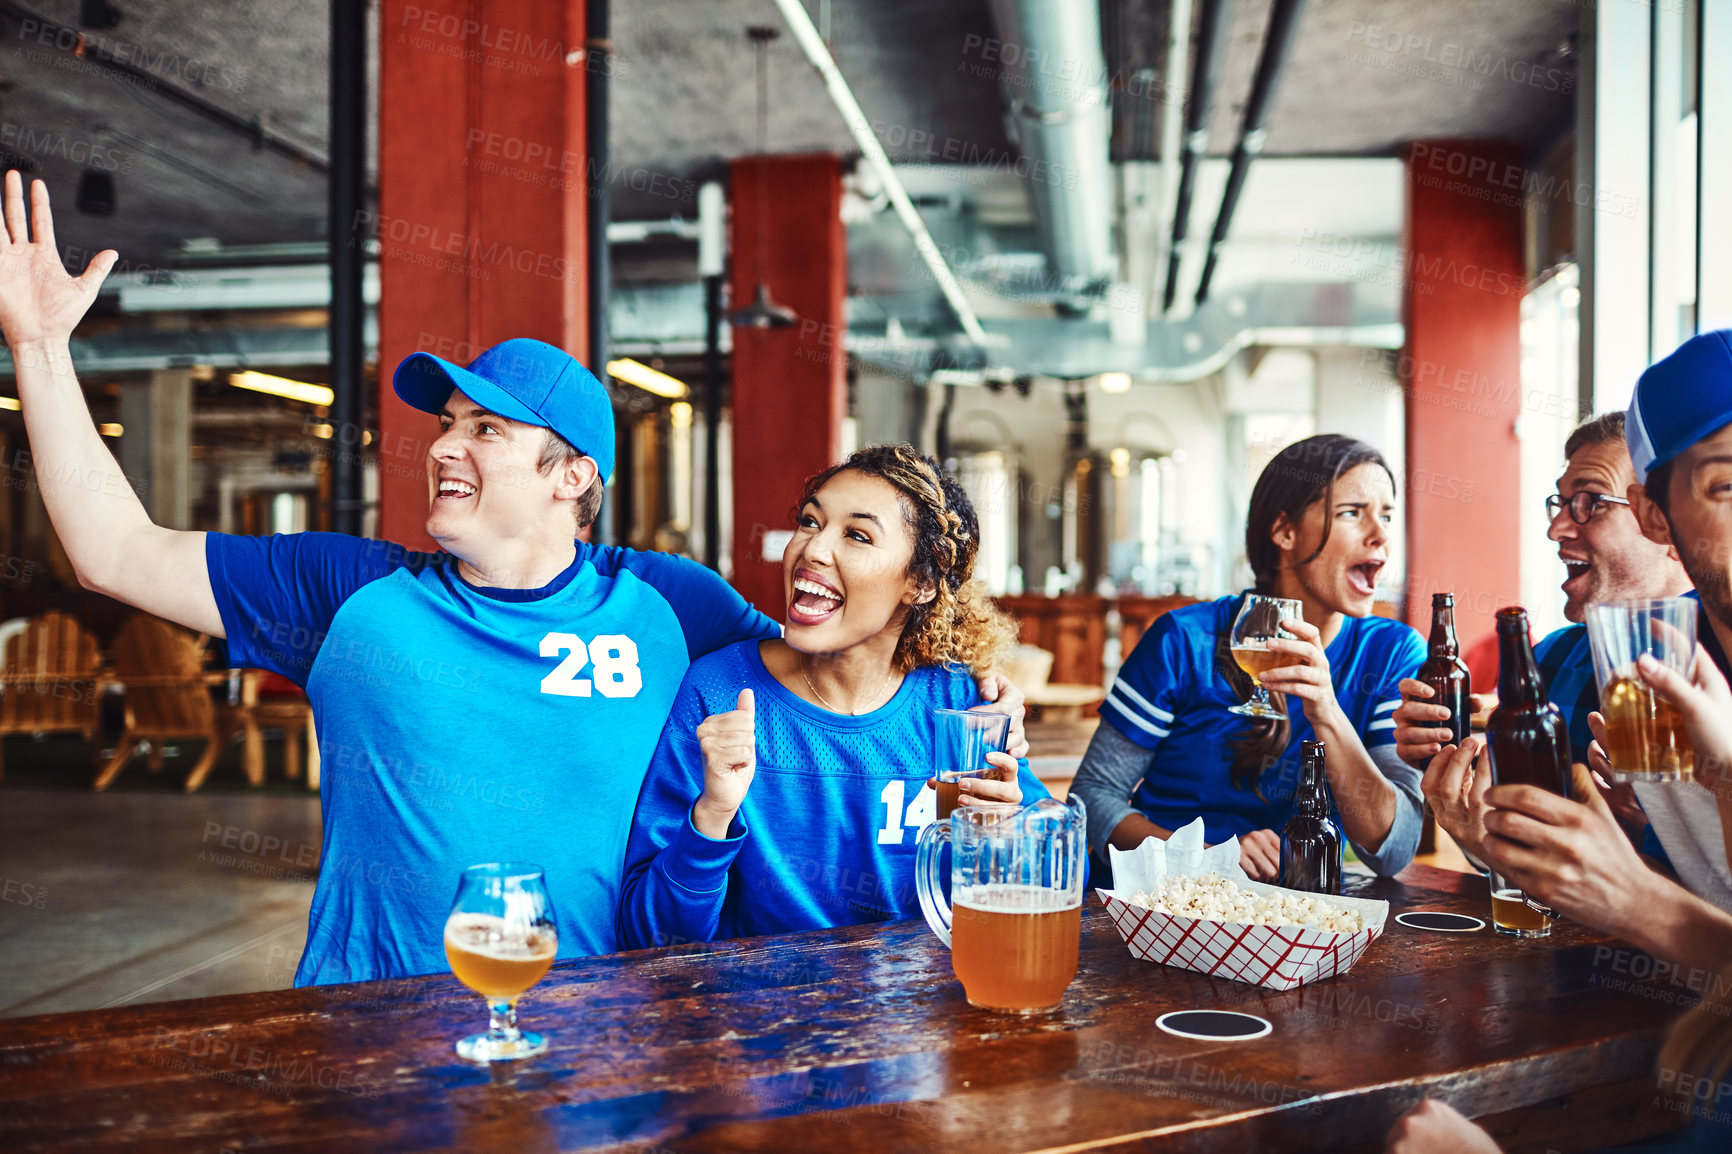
[[445, 863, 559, 1062], [1228, 594, 1305, 719], [1584, 598, 1697, 783]]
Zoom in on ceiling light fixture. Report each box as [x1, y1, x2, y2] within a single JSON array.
[[728, 26, 798, 330], [229, 370, 335, 406], [607, 359, 689, 399], [1098, 371, 1132, 393]]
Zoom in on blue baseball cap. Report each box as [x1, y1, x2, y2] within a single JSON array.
[[1627, 329, 1732, 485], [393, 338, 615, 482]]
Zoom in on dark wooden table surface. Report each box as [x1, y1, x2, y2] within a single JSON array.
[[0, 866, 1694, 1153]]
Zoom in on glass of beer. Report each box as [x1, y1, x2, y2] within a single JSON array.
[[1584, 597, 1697, 783], [914, 796, 1086, 1013], [445, 863, 559, 1062], [1489, 867, 1551, 938], [1228, 594, 1305, 718], [933, 708, 1012, 820]]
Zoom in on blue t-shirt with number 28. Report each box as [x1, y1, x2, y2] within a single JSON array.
[[617, 640, 1049, 949], [207, 532, 776, 986]]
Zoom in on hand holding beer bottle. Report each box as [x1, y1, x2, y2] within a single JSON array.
[[693, 689, 756, 839]]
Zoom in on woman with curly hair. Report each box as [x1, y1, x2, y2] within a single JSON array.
[[618, 443, 1046, 947]]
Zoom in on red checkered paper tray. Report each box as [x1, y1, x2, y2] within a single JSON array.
[[1099, 820, 1388, 991]]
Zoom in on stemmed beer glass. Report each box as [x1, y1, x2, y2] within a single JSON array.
[[445, 863, 559, 1062], [1228, 594, 1305, 719]]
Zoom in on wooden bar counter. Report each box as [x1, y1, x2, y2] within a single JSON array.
[[0, 866, 1691, 1152]]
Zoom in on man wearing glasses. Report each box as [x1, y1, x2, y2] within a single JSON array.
[[1395, 412, 1690, 846]]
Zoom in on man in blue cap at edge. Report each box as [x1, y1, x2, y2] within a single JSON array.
[[0, 173, 1025, 986]]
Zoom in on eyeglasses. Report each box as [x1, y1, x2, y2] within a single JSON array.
[[1546, 491, 1632, 524]]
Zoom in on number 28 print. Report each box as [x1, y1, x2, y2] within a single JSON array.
[[538, 632, 644, 698]]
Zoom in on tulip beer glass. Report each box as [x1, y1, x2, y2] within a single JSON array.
[[1584, 597, 1697, 783], [1229, 595, 1305, 719], [915, 796, 1087, 1012], [933, 708, 1012, 820], [445, 863, 559, 1062]]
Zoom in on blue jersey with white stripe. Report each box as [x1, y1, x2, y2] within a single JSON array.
[[207, 532, 777, 985], [1098, 594, 1425, 845]]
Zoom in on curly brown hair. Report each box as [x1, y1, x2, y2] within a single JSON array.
[[795, 444, 1016, 674]]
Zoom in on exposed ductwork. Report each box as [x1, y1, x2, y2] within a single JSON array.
[[1162, 0, 1235, 313], [1195, 0, 1308, 304], [984, 0, 1116, 300]]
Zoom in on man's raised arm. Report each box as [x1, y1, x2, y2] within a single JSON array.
[[0, 172, 222, 637]]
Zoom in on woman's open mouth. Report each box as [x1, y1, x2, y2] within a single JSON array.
[[788, 574, 843, 626], [1346, 560, 1383, 598]]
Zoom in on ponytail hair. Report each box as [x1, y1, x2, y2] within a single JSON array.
[[1220, 434, 1395, 793], [795, 443, 1015, 673]]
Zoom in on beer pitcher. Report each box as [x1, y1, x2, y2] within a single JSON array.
[[915, 796, 1087, 1013]]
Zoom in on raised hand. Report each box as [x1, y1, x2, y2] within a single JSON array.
[[1634, 650, 1732, 795], [0, 172, 116, 350], [1258, 616, 1339, 724], [952, 750, 1023, 807], [692, 688, 756, 839]]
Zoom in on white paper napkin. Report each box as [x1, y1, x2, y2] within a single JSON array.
[[1106, 817, 1250, 895]]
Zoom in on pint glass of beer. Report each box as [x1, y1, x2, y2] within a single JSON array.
[[933, 708, 1012, 820], [1584, 597, 1697, 783], [914, 796, 1086, 1012], [445, 863, 559, 1062]]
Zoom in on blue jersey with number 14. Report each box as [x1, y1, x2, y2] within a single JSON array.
[[207, 532, 776, 985]]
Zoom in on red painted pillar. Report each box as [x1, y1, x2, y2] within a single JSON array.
[[375, 1, 589, 549], [729, 154, 847, 616], [1402, 140, 1526, 664]]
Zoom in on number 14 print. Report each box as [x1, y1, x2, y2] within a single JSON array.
[[539, 633, 643, 698]]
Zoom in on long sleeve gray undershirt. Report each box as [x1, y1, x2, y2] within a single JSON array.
[[1069, 721, 1425, 878]]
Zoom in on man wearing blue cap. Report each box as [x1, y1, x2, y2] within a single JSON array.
[[1471, 329, 1732, 973], [0, 174, 1026, 986]]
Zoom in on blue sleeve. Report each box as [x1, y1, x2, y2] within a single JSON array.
[[615, 548, 779, 660], [618, 691, 748, 950], [1362, 624, 1427, 750], [1097, 611, 1190, 751], [205, 532, 419, 685], [1642, 823, 1675, 871]]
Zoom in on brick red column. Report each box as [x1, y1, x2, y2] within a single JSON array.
[[1402, 140, 1526, 665], [376, 1, 589, 548], [729, 154, 846, 616]]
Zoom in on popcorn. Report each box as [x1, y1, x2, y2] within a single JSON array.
[[1126, 871, 1370, 935]]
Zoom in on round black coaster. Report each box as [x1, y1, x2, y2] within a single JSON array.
[[1395, 911, 1486, 933], [1155, 1010, 1273, 1041]]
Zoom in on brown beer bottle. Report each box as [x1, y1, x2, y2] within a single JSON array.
[[1484, 607, 1573, 797], [1416, 593, 1473, 745], [1279, 741, 1342, 895]]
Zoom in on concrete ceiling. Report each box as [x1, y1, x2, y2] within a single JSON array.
[[8, 0, 1576, 271]]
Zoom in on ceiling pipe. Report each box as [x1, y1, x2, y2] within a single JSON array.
[[1194, 0, 1308, 305], [982, 0, 1115, 297], [770, 0, 988, 345], [1161, 0, 1234, 313], [1154, 0, 1194, 303]]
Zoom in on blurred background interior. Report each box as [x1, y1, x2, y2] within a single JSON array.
[[0, 0, 1725, 1013]]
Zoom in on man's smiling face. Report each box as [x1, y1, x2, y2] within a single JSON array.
[[423, 390, 557, 552]]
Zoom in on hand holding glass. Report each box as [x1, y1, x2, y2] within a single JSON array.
[[1229, 595, 1305, 719], [445, 863, 558, 1062], [1584, 597, 1696, 783], [933, 708, 1012, 820]]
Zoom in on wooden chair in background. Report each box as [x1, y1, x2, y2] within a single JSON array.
[[236, 670, 319, 790], [96, 614, 245, 793], [0, 611, 106, 781]]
